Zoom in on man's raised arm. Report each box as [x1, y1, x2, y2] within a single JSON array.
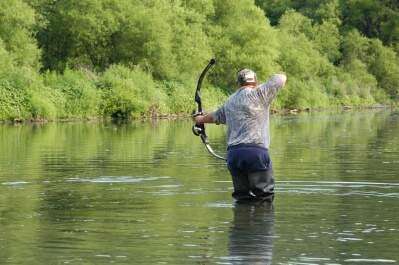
[[258, 73, 287, 104]]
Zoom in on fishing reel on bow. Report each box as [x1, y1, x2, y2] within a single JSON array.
[[191, 111, 204, 137]]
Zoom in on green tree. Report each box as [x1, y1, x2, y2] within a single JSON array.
[[255, 0, 398, 48], [367, 39, 399, 99], [311, 20, 341, 63], [341, 0, 399, 47], [112, 0, 211, 81], [36, 0, 211, 82], [0, 0, 41, 69], [314, 0, 341, 25], [342, 30, 399, 99], [206, 0, 280, 88], [36, 0, 121, 71]]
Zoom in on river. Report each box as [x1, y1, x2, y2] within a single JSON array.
[[1, 110, 398, 264]]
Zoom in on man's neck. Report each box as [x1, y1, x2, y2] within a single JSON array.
[[240, 85, 256, 89], [239, 81, 257, 89]]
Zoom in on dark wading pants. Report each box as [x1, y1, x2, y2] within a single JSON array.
[[227, 144, 275, 202]]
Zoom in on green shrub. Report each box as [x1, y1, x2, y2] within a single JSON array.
[[162, 80, 226, 114], [161, 81, 192, 114], [0, 66, 49, 121], [0, 79, 30, 120], [274, 78, 329, 109], [202, 86, 227, 111], [43, 69, 100, 118], [99, 65, 168, 119], [28, 84, 63, 120]]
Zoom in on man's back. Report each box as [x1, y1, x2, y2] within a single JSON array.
[[212, 74, 287, 149]]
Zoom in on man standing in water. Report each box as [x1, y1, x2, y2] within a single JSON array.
[[194, 69, 287, 202]]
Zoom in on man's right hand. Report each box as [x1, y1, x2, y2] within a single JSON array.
[[194, 115, 204, 124], [192, 113, 215, 124]]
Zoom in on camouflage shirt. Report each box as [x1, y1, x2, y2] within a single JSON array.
[[211, 74, 286, 149]]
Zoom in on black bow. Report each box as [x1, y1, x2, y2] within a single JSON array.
[[192, 59, 226, 161]]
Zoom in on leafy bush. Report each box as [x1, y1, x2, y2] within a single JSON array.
[[161, 80, 226, 114], [0, 79, 30, 121], [43, 69, 100, 118], [0, 59, 54, 121], [161, 81, 192, 114], [98, 65, 168, 119], [274, 78, 330, 109]]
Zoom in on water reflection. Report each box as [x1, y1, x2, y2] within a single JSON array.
[[227, 202, 274, 265], [1, 110, 399, 264]]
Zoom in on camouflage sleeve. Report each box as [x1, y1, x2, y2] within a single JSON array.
[[211, 105, 226, 125], [257, 74, 287, 105]]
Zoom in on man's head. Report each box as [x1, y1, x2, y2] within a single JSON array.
[[237, 69, 257, 87]]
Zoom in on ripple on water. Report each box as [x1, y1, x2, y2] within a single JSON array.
[[298, 257, 331, 262], [277, 180, 399, 198], [344, 259, 396, 263], [205, 202, 234, 208], [65, 176, 170, 183], [1, 181, 29, 186]]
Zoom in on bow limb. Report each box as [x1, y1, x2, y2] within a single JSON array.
[[195, 58, 216, 113]]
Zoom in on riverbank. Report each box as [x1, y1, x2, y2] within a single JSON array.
[[1, 103, 395, 124], [2, 64, 396, 124], [1, 65, 395, 124]]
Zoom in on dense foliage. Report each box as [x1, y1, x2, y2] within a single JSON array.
[[0, 0, 398, 121]]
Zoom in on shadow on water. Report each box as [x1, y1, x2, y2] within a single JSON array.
[[226, 202, 275, 265]]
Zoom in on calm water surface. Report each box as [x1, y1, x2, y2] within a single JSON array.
[[1, 110, 398, 264]]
